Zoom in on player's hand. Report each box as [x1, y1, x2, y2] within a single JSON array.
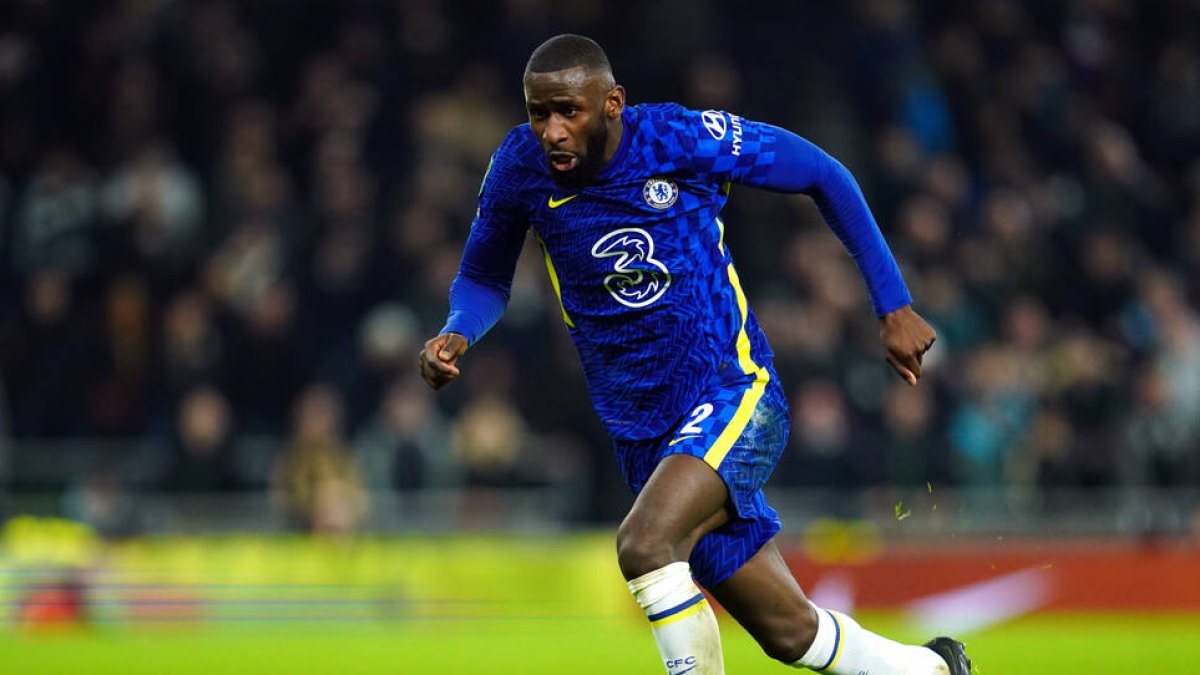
[[419, 333, 469, 390], [879, 305, 936, 387]]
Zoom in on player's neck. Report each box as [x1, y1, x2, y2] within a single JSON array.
[[602, 116, 624, 165]]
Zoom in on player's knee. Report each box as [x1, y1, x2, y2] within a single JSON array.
[[759, 603, 819, 664], [615, 521, 676, 580]]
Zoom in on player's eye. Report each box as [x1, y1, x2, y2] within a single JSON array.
[[528, 107, 548, 121], [563, 106, 580, 117]]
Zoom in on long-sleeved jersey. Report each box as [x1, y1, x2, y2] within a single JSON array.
[[443, 103, 910, 440]]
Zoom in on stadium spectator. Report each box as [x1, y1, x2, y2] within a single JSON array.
[[62, 468, 146, 540], [271, 383, 369, 533], [0, 270, 95, 436], [8, 150, 101, 277], [159, 385, 243, 493], [353, 374, 458, 493], [879, 379, 950, 488], [450, 393, 533, 489], [781, 379, 876, 492], [159, 289, 225, 399]]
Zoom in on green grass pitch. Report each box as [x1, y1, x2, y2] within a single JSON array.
[[3, 612, 1197, 674]]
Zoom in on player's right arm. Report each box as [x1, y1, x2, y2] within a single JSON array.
[[418, 134, 530, 390]]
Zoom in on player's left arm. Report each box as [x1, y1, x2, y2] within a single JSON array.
[[682, 110, 935, 385], [752, 129, 935, 385]]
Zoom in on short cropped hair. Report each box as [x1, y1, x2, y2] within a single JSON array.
[[525, 34, 613, 81]]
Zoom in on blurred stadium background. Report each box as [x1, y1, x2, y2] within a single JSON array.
[[1, 0, 1198, 672]]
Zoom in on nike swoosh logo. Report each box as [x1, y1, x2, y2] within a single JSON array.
[[671, 667, 698, 675], [548, 194, 577, 208]]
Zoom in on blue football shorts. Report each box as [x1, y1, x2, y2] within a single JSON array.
[[613, 363, 791, 589]]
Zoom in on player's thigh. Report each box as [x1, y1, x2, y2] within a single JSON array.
[[620, 453, 732, 547], [709, 539, 814, 640]]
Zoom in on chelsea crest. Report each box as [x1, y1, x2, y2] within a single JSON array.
[[642, 177, 678, 209]]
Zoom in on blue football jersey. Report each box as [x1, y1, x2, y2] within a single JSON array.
[[465, 103, 787, 441]]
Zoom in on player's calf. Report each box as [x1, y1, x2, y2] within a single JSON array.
[[750, 601, 820, 664]]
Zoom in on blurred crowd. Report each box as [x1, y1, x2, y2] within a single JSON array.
[[1, 0, 1198, 529]]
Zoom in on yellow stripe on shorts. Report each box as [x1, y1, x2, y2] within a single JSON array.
[[702, 260, 770, 469], [701, 368, 768, 470]]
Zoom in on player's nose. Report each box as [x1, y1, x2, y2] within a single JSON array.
[[543, 115, 569, 146]]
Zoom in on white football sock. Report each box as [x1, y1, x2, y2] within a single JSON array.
[[628, 562, 724, 675], [792, 605, 949, 675]]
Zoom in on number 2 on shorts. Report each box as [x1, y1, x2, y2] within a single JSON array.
[[674, 402, 714, 442]]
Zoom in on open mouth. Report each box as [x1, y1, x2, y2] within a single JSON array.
[[548, 151, 579, 172]]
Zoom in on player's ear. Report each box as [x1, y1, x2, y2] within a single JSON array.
[[605, 85, 625, 119]]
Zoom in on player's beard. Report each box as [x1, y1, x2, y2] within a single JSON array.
[[548, 121, 608, 189]]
